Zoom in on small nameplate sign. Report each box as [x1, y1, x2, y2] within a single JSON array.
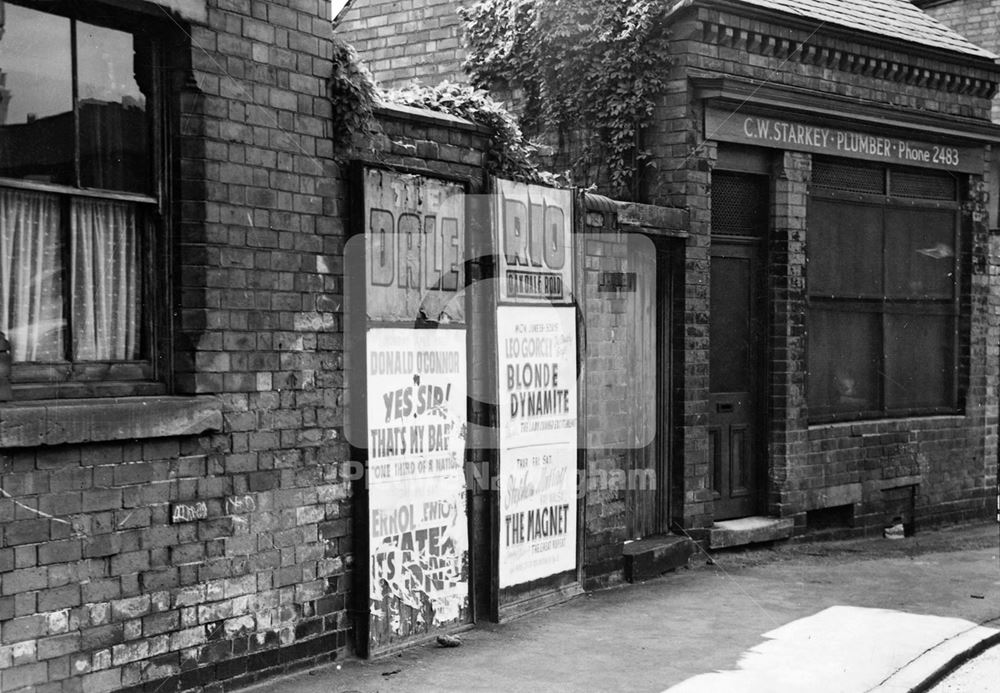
[[598, 271, 637, 293]]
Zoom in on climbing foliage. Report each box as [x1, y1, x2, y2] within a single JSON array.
[[386, 81, 554, 184], [460, 0, 672, 197], [329, 36, 379, 158], [329, 38, 552, 183]]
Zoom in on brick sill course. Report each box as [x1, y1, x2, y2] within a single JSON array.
[[807, 414, 966, 433], [0, 395, 222, 448]]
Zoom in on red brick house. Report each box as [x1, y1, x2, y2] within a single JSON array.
[[0, 0, 492, 689]]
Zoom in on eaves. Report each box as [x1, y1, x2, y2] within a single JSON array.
[[666, 0, 1000, 75]]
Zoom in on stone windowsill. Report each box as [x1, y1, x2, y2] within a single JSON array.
[[0, 396, 223, 449], [807, 414, 965, 434]]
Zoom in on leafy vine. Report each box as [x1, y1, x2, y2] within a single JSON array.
[[385, 81, 555, 184], [329, 38, 552, 183], [329, 36, 379, 159], [460, 0, 672, 198]]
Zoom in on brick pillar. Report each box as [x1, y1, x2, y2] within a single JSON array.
[[985, 194, 1000, 502], [672, 141, 716, 532], [643, 66, 716, 532], [982, 145, 1000, 482], [967, 169, 1000, 513], [769, 151, 811, 524]]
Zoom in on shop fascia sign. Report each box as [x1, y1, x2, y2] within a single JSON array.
[[706, 106, 982, 174]]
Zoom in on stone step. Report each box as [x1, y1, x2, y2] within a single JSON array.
[[622, 535, 696, 582], [709, 516, 795, 549]]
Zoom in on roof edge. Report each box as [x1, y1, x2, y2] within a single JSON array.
[[670, 0, 999, 66], [911, 0, 957, 9]]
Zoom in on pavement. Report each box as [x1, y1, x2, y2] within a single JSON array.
[[245, 521, 1000, 693]]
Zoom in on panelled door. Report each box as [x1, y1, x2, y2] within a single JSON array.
[[709, 171, 768, 520]]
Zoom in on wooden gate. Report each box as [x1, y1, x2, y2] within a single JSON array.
[[623, 234, 663, 538]]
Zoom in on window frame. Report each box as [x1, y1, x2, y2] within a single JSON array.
[[806, 163, 963, 423], [0, 0, 171, 400]]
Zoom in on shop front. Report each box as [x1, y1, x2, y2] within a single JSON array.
[[654, 0, 1000, 543]]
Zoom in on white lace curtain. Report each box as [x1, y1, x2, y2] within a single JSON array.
[[0, 188, 64, 361], [71, 197, 139, 361], [0, 188, 139, 362]]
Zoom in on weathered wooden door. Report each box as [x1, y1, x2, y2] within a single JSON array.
[[709, 171, 768, 520], [624, 234, 667, 538]]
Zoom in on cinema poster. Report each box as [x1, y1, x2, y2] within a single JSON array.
[[496, 305, 578, 587], [364, 168, 466, 324], [493, 178, 573, 305], [366, 328, 470, 650]]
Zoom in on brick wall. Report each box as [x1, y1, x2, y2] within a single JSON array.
[[336, 0, 469, 88], [578, 213, 631, 585], [364, 104, 488, 181], [920, 0, 999, 55], [169, 0, 349, 688], [0, 0, 349, 689], [0, 2, 492, 692]]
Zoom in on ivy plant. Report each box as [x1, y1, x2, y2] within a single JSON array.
[[386, 81, 556, 185], [329, 36, 379, 159], [460, 0, 672, 198], [329, 38, 553, 183]]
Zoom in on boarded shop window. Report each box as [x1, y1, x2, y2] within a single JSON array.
[[0, 1, 166, 398], [807, 160, 960, 421]]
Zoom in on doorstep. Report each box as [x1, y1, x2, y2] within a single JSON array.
[[622, 535, 696, 582], [708, 516, 795, 549]]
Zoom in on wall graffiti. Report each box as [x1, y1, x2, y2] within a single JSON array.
[[171, 501, 208, 524], [169, 495, 258, 524]]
